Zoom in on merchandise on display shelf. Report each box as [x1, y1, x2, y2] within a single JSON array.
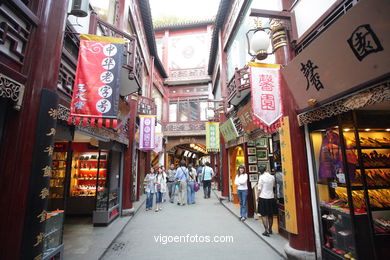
[[49, 150, 67, 199], [310, 112, 390, 260], [70, 151, 108, 197]]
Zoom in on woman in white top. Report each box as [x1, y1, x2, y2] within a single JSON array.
[[154, 167, 166, 212], [257, 166, 276, 236], [144, 167, 156, 211], [234, 165, 248, 221]]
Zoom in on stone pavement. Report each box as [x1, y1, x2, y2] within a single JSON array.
[[63, 196, 146, 260], [214, 190, 288, 259], [101, 190, 283, 260]]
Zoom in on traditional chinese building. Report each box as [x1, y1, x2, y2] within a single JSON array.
[[209, 0, 390, 259], [154, 19, 217, 167], [0, 0, 166, 259]]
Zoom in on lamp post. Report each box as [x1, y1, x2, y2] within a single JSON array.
[[246, 20, 288, 61]]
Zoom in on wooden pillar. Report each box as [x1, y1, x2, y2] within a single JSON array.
[[0, 0, 69, 258], [122, 96, 137, 209], [216, 152, 221, 190], [275, 28, 315, 252], [220, 114, 229, 197]]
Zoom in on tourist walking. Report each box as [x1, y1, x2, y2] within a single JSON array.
[[144, 167, 156, 211], [257, 166, 276, 236], [154, 167, 166, 212], [202, 162, 214, 198], [234, 165, 248, 221], [197, 164, 204, 186], [166, 164, 176, 203], [174, 160, 189, 206], [187, 164, 197, 205], [159, 166, 168, 203]]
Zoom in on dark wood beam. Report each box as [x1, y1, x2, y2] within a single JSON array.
[[249, 9, 291, 19]]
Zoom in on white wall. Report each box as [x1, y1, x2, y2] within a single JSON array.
[[293, 0, 337, 38]]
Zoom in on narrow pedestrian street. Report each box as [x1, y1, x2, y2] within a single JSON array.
[[102, 191, 282, 260], [1, 1, 389, 260]]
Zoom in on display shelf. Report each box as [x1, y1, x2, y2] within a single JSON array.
[[374, 233, 390, 237], [371, 207, 390, 211], [360, 146, 390, 149], [360, 166, 390, 169], [323, 246, 351, 260], [320, 204, 367, 216], [76, 178, 106, 180]]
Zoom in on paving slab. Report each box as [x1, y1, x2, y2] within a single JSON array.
[[102, 191, 284, 260]]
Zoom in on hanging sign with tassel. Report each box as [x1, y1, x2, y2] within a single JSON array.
[[69, 34, 125, 128], [249, 62, 283, 134]]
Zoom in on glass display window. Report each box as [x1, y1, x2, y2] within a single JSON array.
[[49, 143, 69, 199], [309, 111, 390, 260], [70, 151, 108, 197]]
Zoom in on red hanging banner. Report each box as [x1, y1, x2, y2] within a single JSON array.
[[69, 34, 125, 128], [249, 62, 283, 133]]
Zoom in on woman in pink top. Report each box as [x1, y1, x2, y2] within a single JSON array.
[[257, 166, 276, 236]]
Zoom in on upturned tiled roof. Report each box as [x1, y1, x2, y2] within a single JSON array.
[[153, 19, 215, 31]]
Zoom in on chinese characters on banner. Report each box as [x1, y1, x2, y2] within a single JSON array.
[[279, 116, 298, 234], [153, 133, 163, 153], [249, 63, 283, 133], [69, 34, 125, 128], [206, 122, 220, 152], [220, 118, 239, 143], [139, 115, 156, 150]]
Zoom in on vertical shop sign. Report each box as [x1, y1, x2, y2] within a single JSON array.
[[220, 118, 239, 143], [21, 89, 58, 259], [206, 122, 220, 152], [139, 115, 156, 150], [69, 34, 125, 128], [279, 116, 298, 234], [153, 133, 163, 153], [249, 63, 283, 133]]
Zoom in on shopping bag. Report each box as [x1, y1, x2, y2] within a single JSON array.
[[194, 182, 200, 192]]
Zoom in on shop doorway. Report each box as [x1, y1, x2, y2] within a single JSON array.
[[229, 146, 245, 204]]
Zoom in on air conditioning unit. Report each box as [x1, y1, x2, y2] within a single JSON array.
[[70, 0, 89, 17]]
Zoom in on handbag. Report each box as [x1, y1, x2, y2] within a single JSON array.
[[194, 181, 200, 192], [156, 184, 161, 191]]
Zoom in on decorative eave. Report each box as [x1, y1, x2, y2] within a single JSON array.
[[207, 0, 232, 75], [153, 19, 214, 31], [297, 80, 390, 126], [138, 0, 168, 78]]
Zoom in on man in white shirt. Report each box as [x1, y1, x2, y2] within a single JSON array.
[[258, 166, 276, 236]]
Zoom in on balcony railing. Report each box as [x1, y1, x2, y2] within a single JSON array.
[[226, 66, 250, 106]]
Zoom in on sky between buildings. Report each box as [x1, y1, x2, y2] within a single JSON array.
[[149, 0, 221, 21]]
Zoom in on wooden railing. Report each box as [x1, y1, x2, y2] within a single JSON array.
[[0, 0, 39, 109], [226, 66, 250, 104]]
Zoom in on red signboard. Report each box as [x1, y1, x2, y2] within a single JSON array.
[[69, 34, 125, 128], [250, 63, 283, 133]]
